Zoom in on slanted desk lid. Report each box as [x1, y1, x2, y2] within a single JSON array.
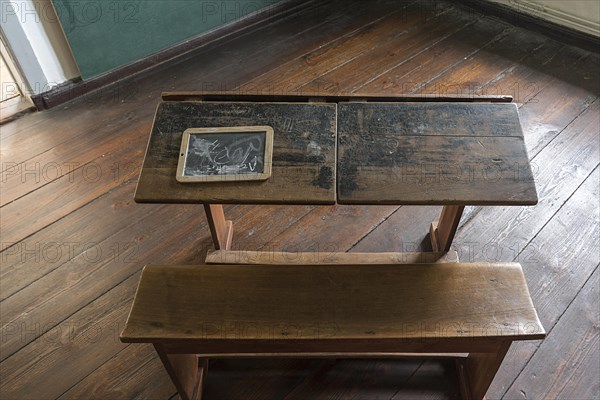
[[337, 102, 538, 205], [135, 101, 337, 205]]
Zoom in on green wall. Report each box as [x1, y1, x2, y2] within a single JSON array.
[[53, 0, 278, 79]]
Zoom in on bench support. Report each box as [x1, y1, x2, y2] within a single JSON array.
[[456, 341, 511, 400], [154, 349, 509, 400], [154, 344, 208, 400], [204, 203, 466, 253], [430, 205, 465, 252], [203, 204, 233, 250]]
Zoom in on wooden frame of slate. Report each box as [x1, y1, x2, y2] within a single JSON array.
[[176, 126, 274, 183]]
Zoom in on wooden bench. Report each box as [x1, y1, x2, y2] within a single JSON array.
[[121, 262, 545, 400]]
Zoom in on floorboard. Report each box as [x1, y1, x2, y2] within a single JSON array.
[[504, 266, 599, 400], [0, 184, 166, 301], [489, 166, 600, 398], [358, 19, 509, 95], [299, 5, 476, 94], [0, 0, 598, 399]]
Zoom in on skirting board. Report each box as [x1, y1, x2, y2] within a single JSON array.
[[487, 0, 598, 37], [454, 0, 600, 52], [30, 0, 311, 110]]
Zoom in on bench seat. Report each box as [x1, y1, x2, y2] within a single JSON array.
[[121, 262, 544, 400]]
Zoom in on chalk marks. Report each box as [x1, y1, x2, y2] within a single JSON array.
[[176, 126, 274, 182]]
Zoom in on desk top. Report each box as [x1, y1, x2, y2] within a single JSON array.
[[135, 95, 537, 206], [135, 101, 338, 204], [337, 102, 537, 205]]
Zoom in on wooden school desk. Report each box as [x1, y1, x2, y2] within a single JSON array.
[[123, 92, 543, 400], [134, 92, 537, 254]]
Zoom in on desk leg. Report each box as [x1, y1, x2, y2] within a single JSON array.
[[430, 205, 464, 252], [204, 204, 233, 250]]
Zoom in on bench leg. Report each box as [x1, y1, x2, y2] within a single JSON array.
[[204, 204, 233, 250], [456, 341, 511, 400], [430, 205, 464, 252], [154, 345, 208, 400]]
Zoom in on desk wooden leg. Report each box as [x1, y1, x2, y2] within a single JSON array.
[[154, 345, 208, 400], [430, 205, 464, 252], [456, 341, 511, 400], [204, 204, 233, 250]]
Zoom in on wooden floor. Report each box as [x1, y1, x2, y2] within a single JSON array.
[[1, 0, 598, 399]]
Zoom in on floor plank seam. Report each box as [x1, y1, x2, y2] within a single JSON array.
[[297, 4, 461, 91], [0, 202, 225, 363], [239, 1, 417, 90], [0, 200, 166, 310], [456, 152, 599, 263], [253, 207, 315, 252], [516, 51, 589, 106], [230, 1, 365, 89], [54, 343, 133, 399], [211, 0, 329, 62], [499, 262, 600, 400], [455, 98, 599, 239], [0, 178, 139, 255], [389, 359, 427, 400], [348, 206, 403, 251], [407, 26, 515, 94], [0, 114, 152, 175], [1, 154, 138, 208], [525, 96, 599, 160], [510, 163, 599, 265], [238, 0, 420, 92], [0, 115, 46, 140], [492, 167, 600, 398], [0, 187, 162, 302], [480, 42, 562, 92], [0, 270, 142, 365], [222, 0, 322, 44], [355, 19, 478, 91]]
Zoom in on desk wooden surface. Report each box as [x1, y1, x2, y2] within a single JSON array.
[[135, 101, 337, 204], [338, 102, 537, 205], [135, 98, 537, 206]]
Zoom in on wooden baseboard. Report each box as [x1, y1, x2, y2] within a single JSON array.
[[30, 0, 311, 110], [453, 0, 600, 52]]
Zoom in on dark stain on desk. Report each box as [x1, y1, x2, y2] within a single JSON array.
[[272, 153, 326, 164], [337, 102, 538, 205], [313, 166, 334, 189], [338, 147, 359, 194]]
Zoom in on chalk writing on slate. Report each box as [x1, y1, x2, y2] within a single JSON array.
[[177, 126, 274, 182]]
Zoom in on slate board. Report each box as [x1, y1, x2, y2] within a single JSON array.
[[177, 127, 273, 182]]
